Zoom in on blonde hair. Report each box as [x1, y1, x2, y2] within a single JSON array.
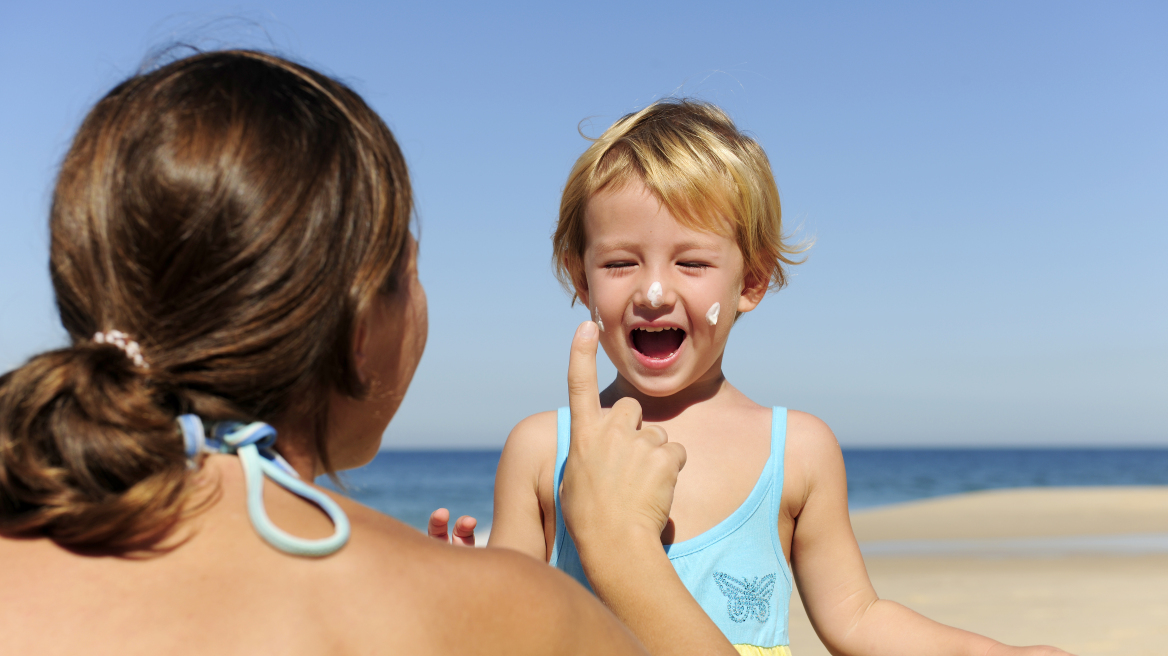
[[553, 99, 803, 298]]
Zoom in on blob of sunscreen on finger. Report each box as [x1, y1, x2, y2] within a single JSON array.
[[705, 302, 720, 326], [647, 281, 663, 308], [592, 306, 605, 332]]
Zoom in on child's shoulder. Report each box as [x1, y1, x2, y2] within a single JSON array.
[[714, 400, 839, 468], [780, 409, 846, 508], [499, 410, 561, 473], [785, 409, 836, 444], [784, 409, 842, 463], [505, 410, 560, 446]]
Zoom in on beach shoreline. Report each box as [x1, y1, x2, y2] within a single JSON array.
[[789, 486, 1168, 656]]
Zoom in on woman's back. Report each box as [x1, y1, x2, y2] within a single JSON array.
[[0, 455, 634, 655]]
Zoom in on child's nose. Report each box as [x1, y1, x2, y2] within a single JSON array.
[[634, 275, 675, 309]]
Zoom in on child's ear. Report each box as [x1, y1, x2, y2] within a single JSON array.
[[573, 272, 591, 308], [736, 272, 768, 314]]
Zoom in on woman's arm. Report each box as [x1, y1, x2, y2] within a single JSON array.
[[787, 415, 1072, 656], [560, 321, 740, 656], [445, 322, 738, 655]]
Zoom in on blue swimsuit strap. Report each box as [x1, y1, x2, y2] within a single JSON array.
[[177, 414, 351, 557]]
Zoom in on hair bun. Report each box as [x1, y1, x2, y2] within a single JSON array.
[[0, 346, 185, 553]]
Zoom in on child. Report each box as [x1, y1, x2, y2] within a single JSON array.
[[445, 100, 1069, 656]]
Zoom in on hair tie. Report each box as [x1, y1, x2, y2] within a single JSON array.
[[177, 414, 206, 466], [93, 330, 149, 369]]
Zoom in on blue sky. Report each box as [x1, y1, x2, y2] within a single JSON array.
[[1, 2, 1164, 447]]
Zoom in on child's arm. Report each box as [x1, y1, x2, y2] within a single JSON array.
[[426, 413, 555, 555], [487, 411, 558, 559], [788, 413, 1071, 656]]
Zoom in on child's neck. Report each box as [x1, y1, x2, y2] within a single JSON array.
[[600, 358, 729, 422]]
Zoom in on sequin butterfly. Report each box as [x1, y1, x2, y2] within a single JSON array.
[[713, 572, 777, 623]]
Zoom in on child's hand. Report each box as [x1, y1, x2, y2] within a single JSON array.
[[560, 320, 687, 551], [426, 507, 477, 546]]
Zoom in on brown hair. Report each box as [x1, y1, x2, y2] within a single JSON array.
[[554, 100, 804, 299], [0, 50, 412, 554]]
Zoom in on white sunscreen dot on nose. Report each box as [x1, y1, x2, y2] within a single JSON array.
[[592, 306, 605, 332], [705, 302, 721, 326], [647, 281, 663, 308]]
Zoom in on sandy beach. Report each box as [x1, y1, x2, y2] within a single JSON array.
[[788, 487, 1168, 656]]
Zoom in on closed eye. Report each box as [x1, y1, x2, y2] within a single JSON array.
[[602, 261, 637, 277]]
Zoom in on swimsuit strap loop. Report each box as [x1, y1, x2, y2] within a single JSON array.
[[177, 414, 206, 462], [216, 421, 277, 449], [177, 415, 351, 557], [235, 441, 352, 557]]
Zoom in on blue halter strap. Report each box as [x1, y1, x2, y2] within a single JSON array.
[[177, 414, 351, 557]]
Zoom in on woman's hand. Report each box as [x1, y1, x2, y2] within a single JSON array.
[[559, 321, 686, 553], [556, 321, 735, 656], [426, 508, 477, 546]]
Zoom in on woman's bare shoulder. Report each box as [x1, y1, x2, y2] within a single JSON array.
[[320, 498, 643, 654]]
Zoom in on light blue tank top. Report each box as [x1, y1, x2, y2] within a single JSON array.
[[549, 407, 794, 654]]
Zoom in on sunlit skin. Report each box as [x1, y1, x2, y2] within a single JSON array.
[[483, 179, 1073, 656]]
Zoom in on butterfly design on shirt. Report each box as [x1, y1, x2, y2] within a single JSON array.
[[713, 572, 777, 623]]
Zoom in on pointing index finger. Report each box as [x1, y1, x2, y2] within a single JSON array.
[[567, 321, 602, 429]]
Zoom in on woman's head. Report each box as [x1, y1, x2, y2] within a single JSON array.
[[0, 50, 417, 553], [554, 99, 801, 301]]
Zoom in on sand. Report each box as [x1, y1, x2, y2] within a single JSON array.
[[787, 487, 1168, 656]]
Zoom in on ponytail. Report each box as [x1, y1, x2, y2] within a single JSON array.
[[0, 344, 189, 553]]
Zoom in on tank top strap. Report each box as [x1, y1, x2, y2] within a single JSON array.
[[769, 407, 792, 593], [549, 407, 571, 564], [769, 407, 788, 521]]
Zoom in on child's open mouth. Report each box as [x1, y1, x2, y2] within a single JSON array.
[[631, 326, 686, 360]]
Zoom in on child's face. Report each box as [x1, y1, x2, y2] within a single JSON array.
[[579, 180, 764, 397]]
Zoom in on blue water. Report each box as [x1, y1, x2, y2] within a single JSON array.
[[321, 450, 501, 532], [843, 448, 1168, 509], [322, 448, 1168, 532]]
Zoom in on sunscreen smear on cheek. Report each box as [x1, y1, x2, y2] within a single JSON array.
[[706, 302, 720, 326], [592, 306, 605, 332], [647, 281, 663, 308]]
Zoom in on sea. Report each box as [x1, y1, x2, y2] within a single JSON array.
[[320, 448, 1168, 534]]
